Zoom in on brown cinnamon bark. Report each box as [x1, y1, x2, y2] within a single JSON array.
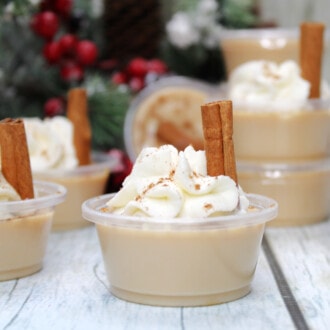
[[201, 102, 224, 176], [219, 100, 237, 184], [0, 118, 34, 199], [201, 100, 238, 183], [157, 121, 204, 151], [66, 88, 92, 165], [300, 22, 325, 98]]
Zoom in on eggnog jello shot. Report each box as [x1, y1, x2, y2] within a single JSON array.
[[82, 101, 278, 307], [24, 89, 115, 231], [228, 23, 330, 162], [0, 119, 66, 281]]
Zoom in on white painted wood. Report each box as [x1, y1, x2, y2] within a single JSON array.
[[1, 222, 328, 330], [266, 220, 330, 330]]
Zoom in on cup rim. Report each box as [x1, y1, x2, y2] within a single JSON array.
[[82, 193, 278, 230], [237, 158, 330, 172], [33, 151, 118, 177], [220, 27, 299, 40], [0, 180, 67, 217]]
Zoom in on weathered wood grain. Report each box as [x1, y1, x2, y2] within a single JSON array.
[[1, 222, 328, 330]]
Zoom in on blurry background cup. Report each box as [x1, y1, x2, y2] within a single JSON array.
[[220, 28, 299, 76], [0, 181, 66, 281], [33, 152, 117, 231]]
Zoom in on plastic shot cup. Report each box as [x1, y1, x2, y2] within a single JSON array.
[[33, 152, 117, 231], [232, 98, 330, 162], [124, 76, 218, 160], [237, 159, 330, 227], [220, 28, 299, 76], [82, 193, 278, 307], [0, 181, 66, 281]]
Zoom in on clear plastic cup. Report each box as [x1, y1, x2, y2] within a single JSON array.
[[0, 181, 66, 281], [220, 28, 299, 76], [33, 152, 117, 231], [237, 159, 330, 226], [232, 99, 330, 162], [124, 76, 218, 160], [82, 193, 278, 307]]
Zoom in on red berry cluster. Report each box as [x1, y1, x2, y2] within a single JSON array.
[[30, 0, 98, 83], [106, 149, 133, 193], [111, 57, 168, 92]]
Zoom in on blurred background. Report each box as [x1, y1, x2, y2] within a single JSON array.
[[1, 0, 329, 152]]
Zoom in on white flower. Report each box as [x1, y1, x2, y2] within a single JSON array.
[[91, 0, 104, 18], [197, 0, 219, 15], [29, 0, 42, 5], [166, 12, 199, 49], [166, 0, 222, 50]]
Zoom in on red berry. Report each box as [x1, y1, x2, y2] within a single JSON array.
[[75, 40, 98, 66], [60, 62, 84, 81], [54, 0, 73, 16], [43, 41, 61, 64], [129, 76, 145, 92], [147, 59, 168, 74], [112, 71, 127, 85], [44, 97, 65, 117], [126, 57, 148, 78], [30, 11, 59, 40], [58, 34, 78, 56]]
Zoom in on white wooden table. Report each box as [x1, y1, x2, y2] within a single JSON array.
[[1, 220, 329, 330]]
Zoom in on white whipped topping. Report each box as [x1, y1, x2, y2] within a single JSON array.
[[228, 60, 313, 111], [23, 116, 78, 171], [106, 145, 249, 218], [0, 173, 21, 220], [0, 173, 21, 202]]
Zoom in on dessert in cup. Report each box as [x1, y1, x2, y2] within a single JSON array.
[[229, 23, 330, 226], [228, 23, 330, 162], [82, 101, 278, 307], [0, 119, 66, 281], [24, 88, 115, 231], [237, 159, 330, 227]]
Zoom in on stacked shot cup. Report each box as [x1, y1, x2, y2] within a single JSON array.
[[230, 23, 330, 226]]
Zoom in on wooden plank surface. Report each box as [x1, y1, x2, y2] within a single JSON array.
[[265, 220, 330, 330], [0, 222, 328, 330]]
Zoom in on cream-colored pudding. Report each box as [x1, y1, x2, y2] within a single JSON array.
[[233, 106, 330, 161], [97, 220, 264, 306], [220, 29, 299, 76], [237, 160, 330, 226], [34, 154, 114, 231], [0, 181, 66, 281], [0, 212, 53, 281], [83, 192, 277, 306]]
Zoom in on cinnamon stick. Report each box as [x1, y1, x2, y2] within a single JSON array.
[[66, 88, 92, 165], [219, 100, 237, 184], [157, 121, 204, 151], [300, 22, 325, 98], [0, 118, 34, 199], [201, 100, 238, 183], [201, 102, 224, 176]]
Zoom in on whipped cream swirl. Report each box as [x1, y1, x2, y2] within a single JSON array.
[[106, 145, 249, 218], [24, 116, 78, 171], [228, 60, 312, 110], [0, 173, 21, 202]]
